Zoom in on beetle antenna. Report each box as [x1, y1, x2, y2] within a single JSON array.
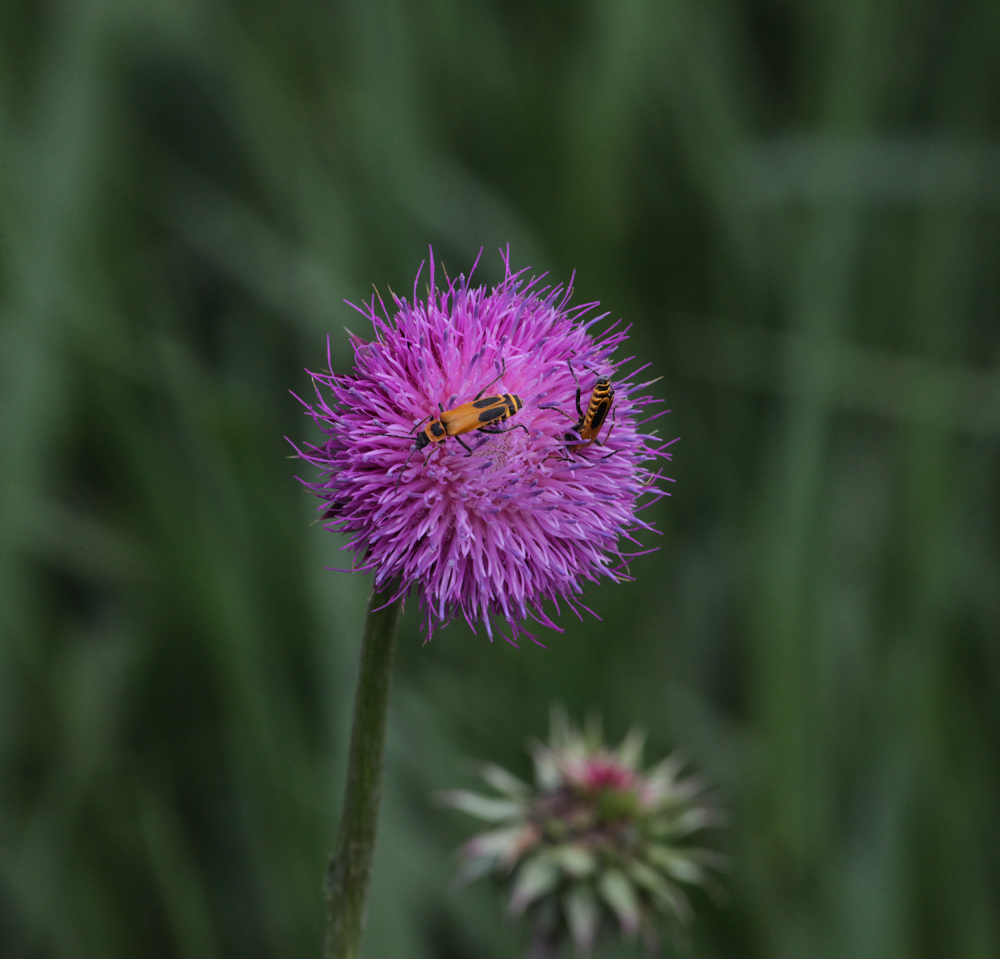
[[474, 356, 507, 401], [408, 414, 432, 436]]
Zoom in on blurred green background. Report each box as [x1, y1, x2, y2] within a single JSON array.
[[2, 0, 999, 956]]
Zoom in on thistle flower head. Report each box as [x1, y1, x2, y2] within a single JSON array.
[[294, 250, 672, 644], [440, 711, 724, 955]]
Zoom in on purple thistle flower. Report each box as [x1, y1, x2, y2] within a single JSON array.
[[292, 249, 674, 645]]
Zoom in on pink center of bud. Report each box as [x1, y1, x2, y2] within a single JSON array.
[[573, 756, 636, 793]]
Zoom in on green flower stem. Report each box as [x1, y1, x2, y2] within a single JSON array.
[[324, 579, 404, 959]]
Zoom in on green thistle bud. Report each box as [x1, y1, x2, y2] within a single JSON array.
[[439, 710, 725, 956]]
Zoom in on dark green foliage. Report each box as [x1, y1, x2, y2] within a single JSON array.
[[1, 1, 998, 957]]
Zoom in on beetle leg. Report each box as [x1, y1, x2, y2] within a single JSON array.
[[538, 404, 578, 423], [596, 405, 617, 447], [394, 447, 419, 493], [479, 423, 529, 437], [567, 356, 584, 419]]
